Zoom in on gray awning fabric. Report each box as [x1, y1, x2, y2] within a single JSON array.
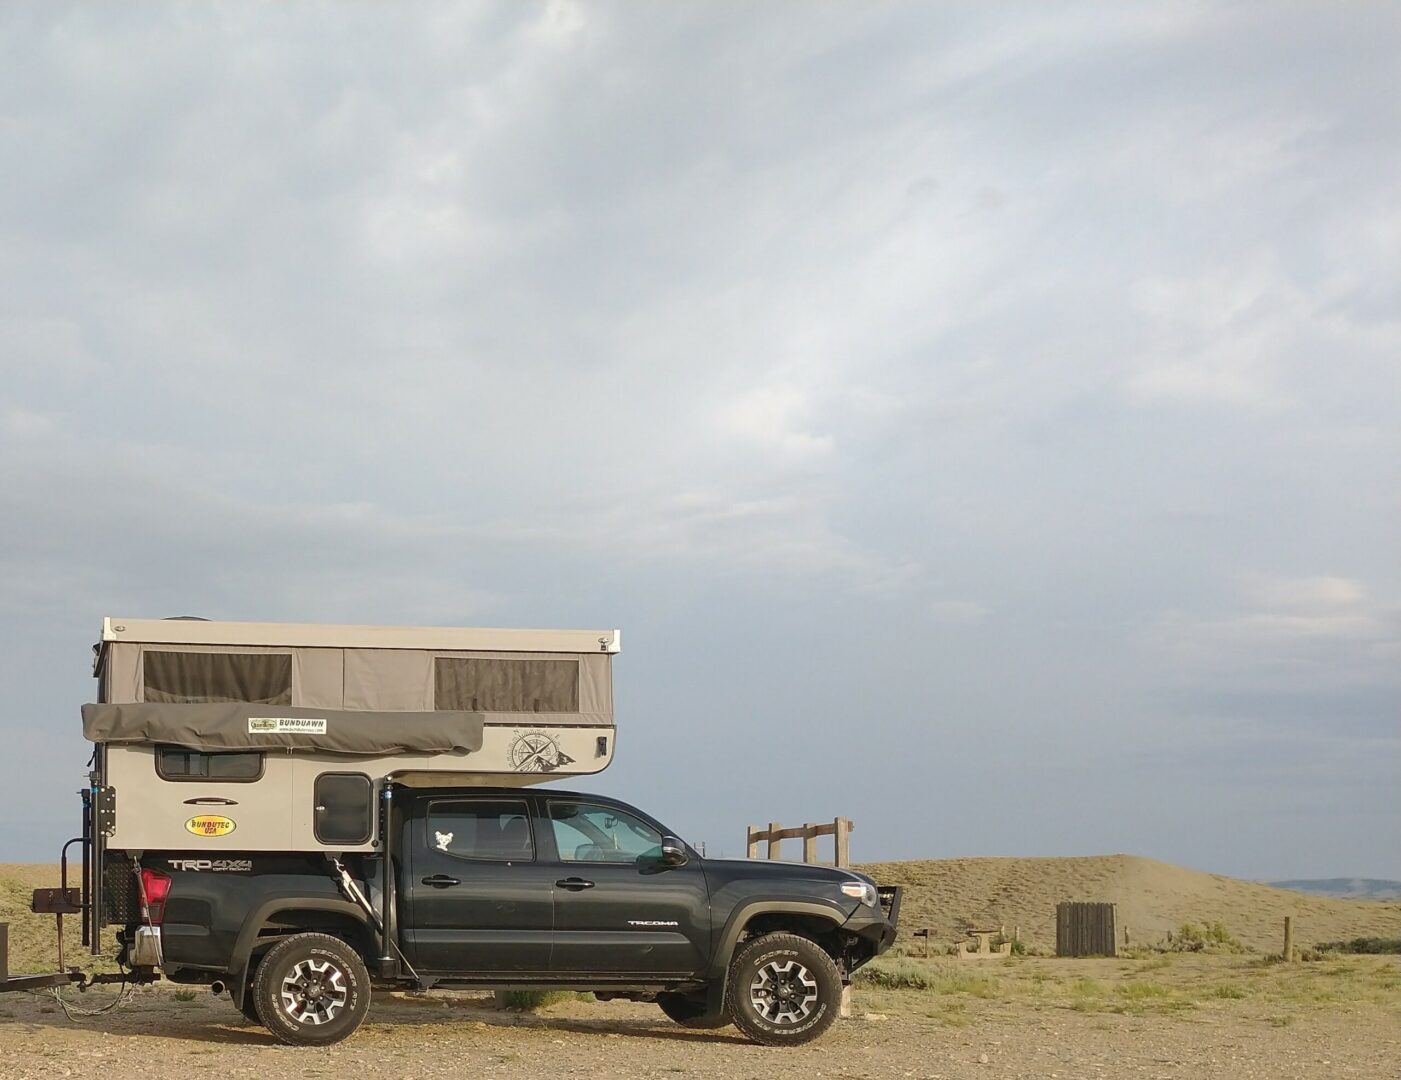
[[82, 703, 485, 755]]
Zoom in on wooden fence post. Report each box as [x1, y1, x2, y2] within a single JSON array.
[[746, 826, 758, 859], [767, 821, 782, 861], [803, 828, 817, 864], [834, 817, 851, 868], [1283, 916, 1294, 962]]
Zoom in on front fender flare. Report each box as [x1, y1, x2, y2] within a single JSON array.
[[704, 900, 847, 1014]]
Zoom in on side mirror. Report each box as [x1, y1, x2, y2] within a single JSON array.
[[660, 837, 689, 866]]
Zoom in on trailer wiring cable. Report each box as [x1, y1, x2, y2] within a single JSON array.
[[42, 857, 153, 1019], [39, 958, 135, 1020]]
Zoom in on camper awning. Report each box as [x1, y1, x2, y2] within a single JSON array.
[[82, 703, 486, 755]]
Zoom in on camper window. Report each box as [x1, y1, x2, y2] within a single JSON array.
[[427, 799, 535, 862], [156, 746, 264, 782], [433, 657, 579, 713], [143, 651, 292, 705]]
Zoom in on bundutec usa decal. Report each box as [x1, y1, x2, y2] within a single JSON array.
[[185, 814, 237, 837]]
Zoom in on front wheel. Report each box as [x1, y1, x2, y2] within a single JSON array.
[[657, 990, 730, 1029], [251, 933, 371, 1046], [725, 932, 842, 1046]]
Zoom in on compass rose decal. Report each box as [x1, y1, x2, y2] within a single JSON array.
[[509, 730, 577, 773]]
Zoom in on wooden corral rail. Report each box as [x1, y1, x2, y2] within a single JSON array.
[[1056, 901, 1117, 957], [746, 818, 854, 867]]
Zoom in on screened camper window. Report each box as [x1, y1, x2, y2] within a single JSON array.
[[156, 746, 264, 782], [143, 651, 292, 705], [434, 658, 579, 713], [313, 773, 373, 845]]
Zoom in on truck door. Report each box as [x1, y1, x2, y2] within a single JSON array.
[[540, 797, 710, 976], [402, 795, 556, 972]]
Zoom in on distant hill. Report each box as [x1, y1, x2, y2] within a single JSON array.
[[1269, 878, 1401, 901], [856, 854, 1401, 952]]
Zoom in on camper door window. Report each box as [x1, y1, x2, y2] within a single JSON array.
[[156, 746, 265, 782]]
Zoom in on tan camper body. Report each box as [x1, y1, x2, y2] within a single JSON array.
[[89, 617, 619, 852]]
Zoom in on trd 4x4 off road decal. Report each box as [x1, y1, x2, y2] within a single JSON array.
[[168, 859, 253, 872], [509, 730, 576, 773]]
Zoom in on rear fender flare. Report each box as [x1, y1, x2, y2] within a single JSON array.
[[227, 899, 370, 1008]]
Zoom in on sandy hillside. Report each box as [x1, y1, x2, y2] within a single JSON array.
[[856, 854, 1401, 952]]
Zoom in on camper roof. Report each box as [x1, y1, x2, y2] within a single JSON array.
[[99, 617, 621, 655]]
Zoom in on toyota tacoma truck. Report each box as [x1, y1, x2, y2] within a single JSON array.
[[11, 618, 899, 1047], [112, 784, 899, 1046]]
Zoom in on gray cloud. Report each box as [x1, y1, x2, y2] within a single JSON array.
[[1, 2, 1397, 877]]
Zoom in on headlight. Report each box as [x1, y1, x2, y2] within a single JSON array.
[[841, 881, 878, 907]]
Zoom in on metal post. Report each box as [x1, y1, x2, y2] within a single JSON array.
[[80, 788, 91, 948], [378, 782, 395, 971]]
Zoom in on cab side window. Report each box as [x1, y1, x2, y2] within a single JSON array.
[[549, 801, 662, 864], [428, 799, 535, 862]]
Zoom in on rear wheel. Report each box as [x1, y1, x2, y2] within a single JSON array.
[[657, 990, 730, 1029], [251, 933, 370, 1046], [726, 932, 842, 1046]]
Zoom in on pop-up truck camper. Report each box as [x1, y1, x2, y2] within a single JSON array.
[[4, 617, 899, 1048]]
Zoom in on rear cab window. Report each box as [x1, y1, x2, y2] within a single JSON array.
[[426, 798, 535, 862]]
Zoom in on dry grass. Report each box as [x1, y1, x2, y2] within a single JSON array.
[[0, 864, 118, 974], [853, 952, 1401, 1024]]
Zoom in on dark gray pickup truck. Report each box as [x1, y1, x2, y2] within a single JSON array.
[[108, 785, 900, 1046]]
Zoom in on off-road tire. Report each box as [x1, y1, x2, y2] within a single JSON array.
[[725, 932, 842, 1046], [251, 933, 370, 1046], [657, 990, 730, 1029]]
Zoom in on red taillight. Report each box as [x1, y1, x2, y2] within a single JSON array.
[[140, 867, 172, 925]]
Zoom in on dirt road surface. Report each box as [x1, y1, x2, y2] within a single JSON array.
[[0, 987, 1394, 1080]]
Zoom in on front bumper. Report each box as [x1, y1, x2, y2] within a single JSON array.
[[842, 884, 902, 955]]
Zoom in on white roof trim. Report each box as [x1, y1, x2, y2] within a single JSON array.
[[100, 617, 621, 654]]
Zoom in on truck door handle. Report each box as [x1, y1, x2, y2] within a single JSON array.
[[556, 877, 595, 890], [421, 875, 461, 888], [183, 797, 238, 806]]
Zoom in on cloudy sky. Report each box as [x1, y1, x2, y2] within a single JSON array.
[[1, 2, 1397, 879]]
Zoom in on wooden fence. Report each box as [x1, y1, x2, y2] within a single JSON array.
[[1056, 902, 1117, 957], [746, 818, 854, 867]]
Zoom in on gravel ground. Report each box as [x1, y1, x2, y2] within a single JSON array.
[[0, 987, 1394, 1080]]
